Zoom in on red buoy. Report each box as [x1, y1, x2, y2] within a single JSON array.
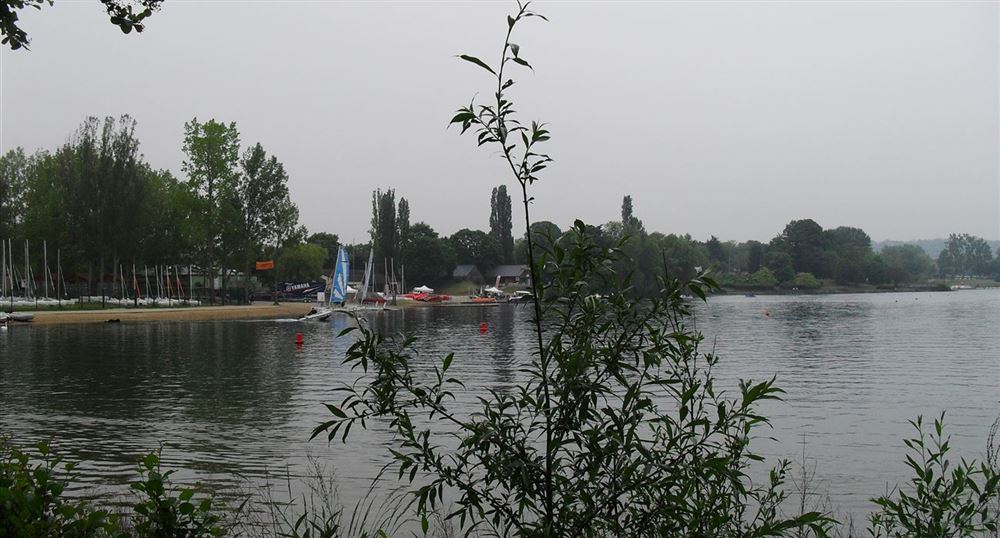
[[295, 332, 304, 346], [479, 322, 487, 333]]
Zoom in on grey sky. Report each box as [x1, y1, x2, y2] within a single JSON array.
[[2, 1, 997, 244]]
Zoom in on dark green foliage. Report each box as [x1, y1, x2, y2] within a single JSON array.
[[396, 198, 411, 251], [400, 222, 456, 285], [0, 147, 30, 239], [307, 232, 341, 270], [937, 233, 994, 277], [0, 439, 224, 537], [183, 118, 241, 299], [449, 228, 503, 274], [279, 243, 327, 282], [130, 452, 223, 537], [489, 185, 514, 263], [0, 438, 119, 536], [766, 251, 796, 284], [771, 219, 829, 277], [369, 188, 397, 267], [620, 194, 645, 236], [868, 414, 1000, 537], [1, 0, 162, 51], [881, 244, 934, 285]]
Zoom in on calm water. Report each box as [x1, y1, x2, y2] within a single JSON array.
[[1, 290, 998, 520]]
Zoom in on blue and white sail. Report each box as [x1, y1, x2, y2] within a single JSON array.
[[329, 246, 350, 305]]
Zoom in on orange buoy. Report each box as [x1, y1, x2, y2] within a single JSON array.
[[295, 332, 304, 346], [479, 322, 487, 333]]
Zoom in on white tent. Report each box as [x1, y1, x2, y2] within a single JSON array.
[[484, 286, 502, 294], [413, 285, 434, 293]]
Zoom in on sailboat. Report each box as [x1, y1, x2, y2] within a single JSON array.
[[299, 246, 350, 322]]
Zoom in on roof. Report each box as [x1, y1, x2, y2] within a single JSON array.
[[452, 264, 481, 278], [491, 265, 529, 278]]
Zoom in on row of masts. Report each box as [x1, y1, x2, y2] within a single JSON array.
[[1, 238, 198, 307], [1, 239, 65, 305], [353, 248, 405, 305]]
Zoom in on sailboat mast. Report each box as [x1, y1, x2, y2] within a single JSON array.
[[24, 240, 30, 299], [43, 241, 48, 299], [57, 248, 62, 306]]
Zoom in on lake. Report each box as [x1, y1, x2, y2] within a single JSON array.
[[1, 290, 998, 524]]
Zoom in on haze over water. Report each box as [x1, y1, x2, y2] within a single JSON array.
[[1, 290, 998, 520]]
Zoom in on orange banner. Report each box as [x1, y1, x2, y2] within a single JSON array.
[[255, 260, 275, 270]]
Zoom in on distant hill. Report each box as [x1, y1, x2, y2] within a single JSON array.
[[874, 238, 1000, 258]]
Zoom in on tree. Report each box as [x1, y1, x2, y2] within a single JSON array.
[[515, 221, 562, 263], [621, 194, 645, 236], [1, 0, 163, 50], [232, 142, 294, 292], [771, 219, 828, 277], [278, 243, 326, 282], [765, 250, 795, 283], [705, 235, 724, 266], [937, 233, 995, 277], [307, 232, 340, 269], [182, 118, 240, 302], [396, 197, 411, 250], [749, 267, 778, 288], [369, 188, 397, 268], [746, 240, 765, 273], [37, 116, 148, 295], [0, 147, 30, 239], [654, 233, 708, 283], [450, 228, 503, 274], [399, 222, 455, 285], [489, 185, 513, 263], [881, 245, 933, 285]]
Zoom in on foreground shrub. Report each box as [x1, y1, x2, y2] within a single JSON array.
[[0, 438, 118, 537], [128, 451, 223, 537], [868, 414, 999, 537], [315, 3, 829, 535]]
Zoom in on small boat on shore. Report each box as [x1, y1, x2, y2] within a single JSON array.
[[0, 312, 34, 322]]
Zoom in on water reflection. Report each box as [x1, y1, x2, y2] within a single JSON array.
[[1, 291, 998, 517]]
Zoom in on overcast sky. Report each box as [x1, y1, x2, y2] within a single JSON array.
[[1, 1, 997, 243]]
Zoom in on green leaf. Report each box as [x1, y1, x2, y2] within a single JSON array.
[[421, 513, 429, 534], [458, 54, 496, 75]]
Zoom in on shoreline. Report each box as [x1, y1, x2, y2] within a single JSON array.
[[20, 303, 313, 325]]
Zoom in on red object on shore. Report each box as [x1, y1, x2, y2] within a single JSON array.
[[295, 332, 304, 346]]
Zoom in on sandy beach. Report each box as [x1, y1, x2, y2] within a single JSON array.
[[23, 303, 313, 325]]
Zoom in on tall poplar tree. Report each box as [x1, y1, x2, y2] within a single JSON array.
[[489, 185, 513, 263], [182, 118, 240, 302], [369, 188, 397, 275], [397, 197, 411, 250]]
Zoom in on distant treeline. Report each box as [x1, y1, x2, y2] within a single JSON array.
[[3, 117, 998, 297], [0, 115, 334, 298], [347, 192, 1000, 295]]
